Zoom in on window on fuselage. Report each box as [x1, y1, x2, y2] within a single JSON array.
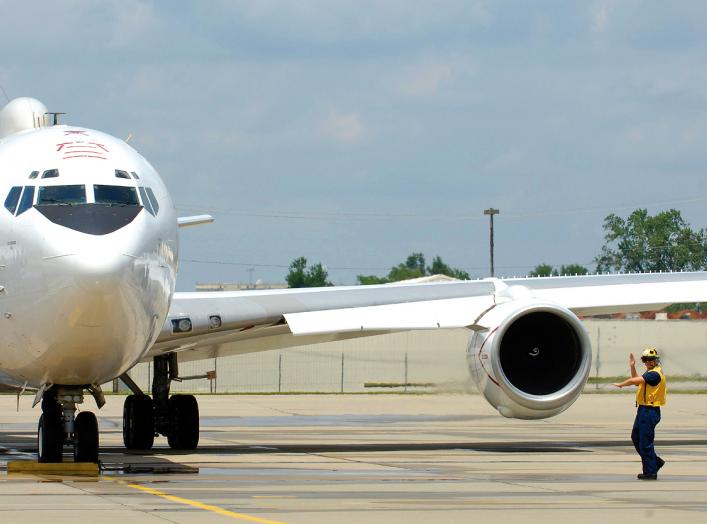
[[37, 185, 86, 205], [41, 169, 59, 179], [138, 187, 154, 215], [4, 186, 22, 215], [131, 171, 140, 180], [16, 186, 35, 215], [115, 169, 131, 179], [28, 171, 39, 179], [145, 187, 159, 214], [93, 185, 139, 206]]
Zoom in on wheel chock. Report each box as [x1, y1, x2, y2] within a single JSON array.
[[7, 460, 99, 476]]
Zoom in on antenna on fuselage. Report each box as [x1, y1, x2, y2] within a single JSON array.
[[44, 112, 66, 126], [0, 86, 9, 104]]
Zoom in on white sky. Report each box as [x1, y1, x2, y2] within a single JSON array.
[[1, 1, 706, 289]]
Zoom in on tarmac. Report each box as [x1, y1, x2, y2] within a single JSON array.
[[1, 392, 707, 523]]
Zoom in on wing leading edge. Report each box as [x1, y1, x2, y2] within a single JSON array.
[[147, 271, 707, 363]]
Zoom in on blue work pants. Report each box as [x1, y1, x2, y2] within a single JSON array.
[[631, 406, 661, 475]]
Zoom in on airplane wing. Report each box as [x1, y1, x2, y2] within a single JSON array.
[[146, 272, 707, 363]]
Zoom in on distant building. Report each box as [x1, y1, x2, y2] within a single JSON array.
[[196, 282, 288, 291]]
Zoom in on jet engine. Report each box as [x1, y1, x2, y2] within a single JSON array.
[[467, 299, 592, 419]]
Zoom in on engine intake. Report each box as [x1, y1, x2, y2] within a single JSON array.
[[467, 300, 591, 419]]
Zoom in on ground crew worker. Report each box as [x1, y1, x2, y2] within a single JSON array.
[[612, 347, 667, 480]]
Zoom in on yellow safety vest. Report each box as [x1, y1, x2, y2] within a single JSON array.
[[636, 365, 667, 407]]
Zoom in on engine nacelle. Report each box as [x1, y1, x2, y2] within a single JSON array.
[[467, 299, 592, 419]]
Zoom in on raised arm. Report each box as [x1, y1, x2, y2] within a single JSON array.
[[629, 352, 638, 378]]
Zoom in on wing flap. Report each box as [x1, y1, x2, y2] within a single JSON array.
[[284, 296, 495, 335]]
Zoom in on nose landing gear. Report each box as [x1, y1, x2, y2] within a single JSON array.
[[36, 386, 101, 463]]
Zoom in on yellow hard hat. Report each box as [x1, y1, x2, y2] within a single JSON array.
[[642, 347, 659, 360]]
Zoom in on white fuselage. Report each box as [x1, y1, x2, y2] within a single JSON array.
[[0, 125, 177, 388]]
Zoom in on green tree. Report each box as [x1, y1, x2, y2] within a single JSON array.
[[388, 263, 424, 281], [357, 274, 390, 285], [428, 256, 470, 280], [559, 264, 589, 276], [529, 263, 589, 277], [286, 257, 332, 288], [357, 253, 469, 284], [405, 253, 427, 275], [529, 263, 557, 277], [595, 209, 707, 273]]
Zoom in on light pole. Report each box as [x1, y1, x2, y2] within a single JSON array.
[[483, 208, 500, 277]]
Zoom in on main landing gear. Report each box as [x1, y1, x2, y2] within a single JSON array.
[[37, 385, 102, 463], [122, 353, 200, 452]]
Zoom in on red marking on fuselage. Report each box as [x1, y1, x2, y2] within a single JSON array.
[[63, 130, 88, 136], [89, 142, 109, 152], [63, 154, 107, 160], [56, 139, 110, 160]]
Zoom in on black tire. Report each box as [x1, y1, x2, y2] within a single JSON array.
[[74, 411, 99, 463], [38, 412, 63, 463], [123, 395, 154, 450], [167, 394, 199, 450]]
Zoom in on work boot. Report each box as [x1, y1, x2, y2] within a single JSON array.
[[657, 457, 665, 471], [637, 473, 657, 480]]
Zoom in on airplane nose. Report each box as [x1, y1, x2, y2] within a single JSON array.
[[72, 250, 136, 295], [35, 248, 152, 385]]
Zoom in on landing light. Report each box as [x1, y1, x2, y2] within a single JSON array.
[[172, 318, 193, 333], [209, 315, 222, 329]]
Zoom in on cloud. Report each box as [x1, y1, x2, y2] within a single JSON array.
[[591, 3, 611, 33], [106, 0, 160, 48], [485, 150, 527, 172], [320, 107, 365, 144], [399, 63, 452, 97]]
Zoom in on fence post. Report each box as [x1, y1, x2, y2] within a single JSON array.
[[404, 352, 408, 393], [340, 352, 345, 393], [278, 353, 282, 393]]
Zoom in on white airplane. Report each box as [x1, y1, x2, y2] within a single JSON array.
[[0, 97, 705, 463]]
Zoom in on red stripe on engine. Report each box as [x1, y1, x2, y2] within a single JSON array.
[[477, 326, 501, 387]]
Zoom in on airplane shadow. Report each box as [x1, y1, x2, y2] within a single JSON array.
[[4, 428, 707, 469]]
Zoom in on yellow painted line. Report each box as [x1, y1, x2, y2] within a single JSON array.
[[122, 481, 286, 524]]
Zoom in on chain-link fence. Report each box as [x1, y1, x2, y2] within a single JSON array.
[[113, 320, 707, 394]]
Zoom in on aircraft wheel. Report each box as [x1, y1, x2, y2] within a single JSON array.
[[167, 394, 199, 450], [38, 412, 63, 463], [123, 395, 154, 450], [74, 411, 99, 463]]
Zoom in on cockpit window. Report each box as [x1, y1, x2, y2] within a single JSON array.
[[93, 185, 139, 206], [37, 185, 86, 205], [28, 171, 39, 179], [145, 187, 159, 214], [138, 187, 154, 215], [131, 171, 140, 180], [16, 186, 35, 215], [4, 186, 22, 215], [41, 169, 59, 179], [115, 169, 131, 179]]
